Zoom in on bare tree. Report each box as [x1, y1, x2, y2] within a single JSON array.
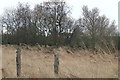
[[42, 0, 71, 46], [80, 6, 100, 50]]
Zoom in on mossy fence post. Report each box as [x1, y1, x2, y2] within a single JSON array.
[[16, 48, 21, 77], [54, 54, 59, 74]]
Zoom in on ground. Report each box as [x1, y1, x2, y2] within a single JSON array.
[[0, 45, 118, 78]]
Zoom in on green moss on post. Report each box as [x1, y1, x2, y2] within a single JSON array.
[[16, 48, 21, 77], [54, 54, 59, 74]]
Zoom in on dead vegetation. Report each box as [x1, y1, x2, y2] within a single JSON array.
[[1, 45, 118, 78]]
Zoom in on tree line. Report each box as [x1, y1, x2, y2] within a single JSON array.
[[1, 0, 120, 52]]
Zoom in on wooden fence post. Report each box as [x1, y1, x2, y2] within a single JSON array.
[[16, 48, 21, 77], [54, 54, 59, 74]]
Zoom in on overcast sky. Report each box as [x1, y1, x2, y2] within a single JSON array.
[[0, 0, 119, 24]]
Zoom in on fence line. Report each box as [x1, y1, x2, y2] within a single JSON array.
[[15, 49, 75, 77]]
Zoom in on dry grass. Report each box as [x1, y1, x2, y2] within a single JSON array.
[[0, 45, 2, 79], [1, 45, 118, 78]]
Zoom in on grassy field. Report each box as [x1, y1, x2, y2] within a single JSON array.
[[1, 45, 118, 78]]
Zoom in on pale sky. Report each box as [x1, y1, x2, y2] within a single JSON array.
[[0, 0, 119, 24]]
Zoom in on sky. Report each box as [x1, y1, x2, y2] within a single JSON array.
[[0, 0, 119, 24], [118, 1, 120, 32]]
